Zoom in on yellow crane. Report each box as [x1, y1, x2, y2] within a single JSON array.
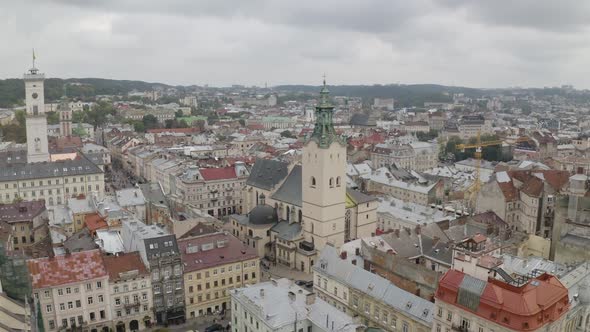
[[457, 132, 503, 212]]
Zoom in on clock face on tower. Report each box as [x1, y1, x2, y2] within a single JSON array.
[[32, 93, 38, 99]]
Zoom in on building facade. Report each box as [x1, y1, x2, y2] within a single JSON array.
[[28, 250, 113, 332], [433, 269, 569, 332], [0, 200, 48, 252], [314, 246, 433, 332], [121, 221, 185, 325], [103, 253, 154, 332], [179, 227, 259, 318]]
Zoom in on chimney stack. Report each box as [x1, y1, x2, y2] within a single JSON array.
[[340, 251, 347, 260], [305, 292, 315, 305]]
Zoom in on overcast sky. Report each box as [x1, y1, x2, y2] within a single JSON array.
[[2, 0, 590, 88]]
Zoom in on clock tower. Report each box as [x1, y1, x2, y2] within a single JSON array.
[[302, 79, 347, 251], [24, 56, 50, 163]]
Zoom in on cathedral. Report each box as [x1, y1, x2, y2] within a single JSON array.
[[230, 81, 378, 273]]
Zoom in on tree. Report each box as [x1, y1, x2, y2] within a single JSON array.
[[142, 114, 159, 130], [15, 110, 26, 126], [280, 130, 295, 138], [175, 109, 184, 118], [133, 121, 145, 133], [36, 301, 45, 332], [46, 111, 60, 125], [238, 119, 245, 127], [416, 129, 438, 142]]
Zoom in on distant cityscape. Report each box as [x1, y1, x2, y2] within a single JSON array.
[[1, 56, 590, 332]]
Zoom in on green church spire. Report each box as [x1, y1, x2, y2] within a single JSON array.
[[308, 78, 345, 149]]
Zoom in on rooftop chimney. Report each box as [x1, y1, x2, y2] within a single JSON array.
[[340, 251, 347, 260], [260, 289, 264, 298]]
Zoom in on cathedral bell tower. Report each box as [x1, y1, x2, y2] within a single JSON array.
[[24, 52, 50, 163], [301, 79, 347, 251]]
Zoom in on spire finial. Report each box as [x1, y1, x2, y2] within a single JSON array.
[[32, 48, 36, 69], [322, 73, 326, 86]]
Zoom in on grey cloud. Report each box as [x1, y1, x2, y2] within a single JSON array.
[[0, 0, 589, 88]]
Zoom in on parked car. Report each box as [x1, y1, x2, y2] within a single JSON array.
[[304, 280, 313, 288], [205, 323, 224, 332], [295, 280, 307, 286]]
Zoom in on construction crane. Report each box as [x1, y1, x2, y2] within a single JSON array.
[[457, 132, 503, 213]]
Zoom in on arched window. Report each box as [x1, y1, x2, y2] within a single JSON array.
[[329, 178, 334, 188], [336, 176, 341, 187], [311, 176, 316, 187], [298, 210, 303, 223], [286, 206, 290, 222], [256, 191, 259, 205]]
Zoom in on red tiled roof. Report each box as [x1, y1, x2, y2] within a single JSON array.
[[84, 213, 108, 232], [179, 233, 258, 272], [521, 176, 544, 197], [0, 200, 46, 223], [497, 181, 518, 202], [199, 167, 237, 181], [27, 249, 108, 289], [102, 252, 148, 282], [247, 124, 265, 130], [147, 128, 199, 134], [436, 270, 569, 331], [472, 233, 487, 243], [540, 170, 570, 190]]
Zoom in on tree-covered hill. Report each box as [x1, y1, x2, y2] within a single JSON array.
[[0, 77, 171, 107]]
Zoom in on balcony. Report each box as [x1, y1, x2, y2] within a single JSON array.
[[211, 197, 218, 202], [451, 324, 470, 332], [297, 241, 316, 256], [124, 302, 141, 309]]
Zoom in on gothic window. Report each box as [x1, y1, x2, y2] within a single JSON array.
[[329, 178, 334, 188], [345, 210, 351, 241], [310, 177, 316, 187], [286, 206, 290, 222], [336, 176, 341, 187], [298, 210, 302, 223]]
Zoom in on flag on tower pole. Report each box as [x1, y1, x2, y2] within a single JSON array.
[[32, 49, 36, 68]]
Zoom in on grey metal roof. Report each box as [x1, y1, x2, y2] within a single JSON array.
[[346, 188, 376, 205], [270, 221, 302, 241], [139, 183, 168, 206], [314, 246, 433, 325], [116, 188, 145, 207], [0, 155, 102, 181], [271, 165, 302, 207], [246, 158, 289, 190]]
